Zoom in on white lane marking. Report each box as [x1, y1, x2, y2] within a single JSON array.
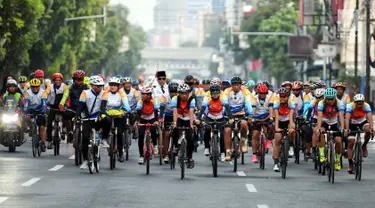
[[69, 155, 75, 160], [48, 165, 64, 171], [0, 197, 9, 204], [236, 171, 246, 176], [21, 178, 41, 187], [246, 184, 257, 192], [257, 205, 269, 208]]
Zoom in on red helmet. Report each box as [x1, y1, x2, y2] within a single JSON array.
[[291, 81, 302, 90], [72, 70, 85, 78], [257, 84, 268, 93], [34, 69, 44, 77], [52, 73, 63, 80]]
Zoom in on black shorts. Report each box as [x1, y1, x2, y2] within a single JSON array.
[[322, 122, 342, 137], [278, 121, 289, 130], [349, 120, 369, 136], [26, 110, 46, 126], [163, 115, 173, 129], [225, 115, 246, 129], [254, 118, 272, 131]]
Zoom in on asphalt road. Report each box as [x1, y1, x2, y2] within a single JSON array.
[[1, 137, 375, 208]]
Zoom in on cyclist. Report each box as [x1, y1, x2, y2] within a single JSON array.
[[196, 84, 233, 162], [159, 82, 179, 163], [251, 83, 274, 162], [222, 80, 231, 91], [46, 73, 67, 149], [134, 86, 159, 165], [316, 88, 345, 171], [171, 83, 196, 168], [59, 70, 89, 143], [303, 81, 313, 100], [273, 87, 295, 171], [132, 80, 140, 91], [24, 78, 48, 152], [18, 76, 29, 95], [247, 80, 256, 94], [76, 75, 105, 169], [224, 76, 253, 160], [281, 81, 292, 91], [34, 69, 51, 92], [121, 77, 139, 111], [345, 94, 373, 173], [333, 82, 350, 107], [100, 76, 132, 162], [201, 79, 210, 92], [184, 75, 203, 108], [305, 88, 325, 159]]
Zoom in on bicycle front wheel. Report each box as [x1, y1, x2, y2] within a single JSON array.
[[233, 135, 239, 172], [180, 139, 186, 180], [212, 134, 218, 177]]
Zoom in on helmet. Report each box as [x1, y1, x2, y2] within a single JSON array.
[[6, 79, 17, 87], [184, 75, 194, 85], [353, 94, 365, 102], [324, 88, 337, 99], [210, 84, 221, 93], [202, 79, 210, 84], [168, 82, 179, 93], [115, 74, 122, 79], [314, 88, 325, 98], [98, 74, 105, 81], [231, 76, 242, 84], [18, 76, 27, 83], [292, 81, 302, 90], [132, 80, 139, 86], [257, 84, 268, 93], [29, 72, 35, 79], [304, 80, 311, 86], [141, 86, 153, 94], [281, 81, 292, 87], [34, 69, 44, 77], [73, 70, 85, 78], [122, 77, 132, 83], [309, 83, 317, 89], [178, 83, 190, 92], [108, 77, 121, 85], [278, 87, 290, 97], [333, 82, 346, 89], [84, 77, 90, 85], [29, 78, 41, 87], [52, 73, 63, 81], [210, 77, 222, 86], [317, 80, 326, 88], [90, 75, 105, 85], [222, 80, 231, 86], [247, 80, 255, 88]]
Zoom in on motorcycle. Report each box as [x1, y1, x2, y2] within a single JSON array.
[[0, 95, 25, 152]]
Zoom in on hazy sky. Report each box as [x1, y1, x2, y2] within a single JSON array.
[[109, 0, 156, 30]]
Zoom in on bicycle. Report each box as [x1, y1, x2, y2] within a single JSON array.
[[138, 123, 159, 175], [174, 126, 191, 180], [81, 117, 100, 174], [275, 128, 290, 179], [230, 117, 245, 172], [64, 108, 82, 166], [204, 119, 227, 177], [106, 114, 124, 170], [349, 128, 372, 181], [294, 116, 304, 164], [49, 108, 64, 156], [319, 126, 341, 184], [25, 112, 44, 158], [123, 113, 132, 161], [253, 120, 269, 170]]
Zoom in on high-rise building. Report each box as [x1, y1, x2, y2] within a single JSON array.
[[188, 0, 211, 28], [211, 0, 226, 15], [153, 0, 188, 29]]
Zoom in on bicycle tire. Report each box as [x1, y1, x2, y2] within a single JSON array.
[[260, 136, 265, 170], [94, 145, 100, 173], [74, 128, 80, 166], [88, 145, 94, 174], [109, 134, 116, 170], [180, 139, 186, 180], [32, 135, 37, 158], [281, 141, 287, 179], [233, 135, 239, 172], [358, 143, 362, 181], [295, 131, 300, 164], [54, 125, 59, 156], [212, 134, 218, 177], [146, 137, 150, 175], [159, 129, 163, 165], [37, 140, 41, 157], [125, 131, 130, 161]]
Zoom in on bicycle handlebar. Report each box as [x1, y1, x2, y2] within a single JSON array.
[[138, 123, 159, 127]]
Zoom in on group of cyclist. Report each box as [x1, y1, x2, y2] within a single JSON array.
[[0, 69, 373, 175]]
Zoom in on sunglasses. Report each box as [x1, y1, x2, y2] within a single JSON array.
[[109, 84, 119, 86], [158, 77, 166, 80], [75, 78, 84, 81], [211, 91, 220, 95], [259, 93, 267, 95], [35, 76, 44, 79], [31, 86, 39, 88], [326, 98, 335, 101], [292, 89, 300, 91], [355, 101, 364, 104], [280, 95, 287, 98]]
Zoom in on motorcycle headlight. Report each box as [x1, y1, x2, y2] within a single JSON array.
[[2, 114, 19, 123]]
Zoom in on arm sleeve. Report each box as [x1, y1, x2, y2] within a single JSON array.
[[60, 84, 71, 106], [120, 91, 131, 113]]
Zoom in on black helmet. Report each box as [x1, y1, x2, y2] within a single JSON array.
[[209, 84, 221, 93], [184, 75, 194, 85], [168, 82, 179, 93], [231, 76, 242, 84], [202, 79, 210, 84]]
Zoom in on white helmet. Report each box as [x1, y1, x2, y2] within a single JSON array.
[[210, 77, 222, 86], [108, 77, 121, 85], [90, 76, 105, 85], [353, 94, 365, 102], [314, 88, 325, 98], [6, 79, 17, 87], [122, 77, 132, 83], [141, 86, 153, 94], [178, 83, 190, 92]]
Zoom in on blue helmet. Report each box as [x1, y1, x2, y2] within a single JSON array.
[[247, 80, 255, 88], [324, 88, 337, 99], [132, 80, 139, 86]]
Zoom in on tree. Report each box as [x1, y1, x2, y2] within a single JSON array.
[[0, 0, 45, 79]]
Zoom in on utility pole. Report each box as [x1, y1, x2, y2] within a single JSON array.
[[365, 0, 371, 100], [354, 0, 359, 79]]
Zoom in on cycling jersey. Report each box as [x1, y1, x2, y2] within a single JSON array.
[[303, 93, 312, 116], [2, 92, 22, 109], [171, 96, 196, 121], [47, 83, 66, 106], [136, 98, 159, 120], [24, 89, 47, 112], [223, 87, 253, 116], [79, 89, 103, 118], [60, 84, 89, 110], [293, 94, 304, 115], [305, 98, 321, 119], [40, 79, 51, 92], [317, 99, 345, 125], [346, 102, 372, 124], [160, 95, 174, 117], [252, 93, 273, 120], [337, 93, 350, 106], [18, 84, 29, 95], [274, 98, 295, 122], [101, 90, 131, 116], [121, 88, 139, 110], [201, 95, 228, 120]]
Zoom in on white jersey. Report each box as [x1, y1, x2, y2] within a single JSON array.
[[47, 83, 65, 105], [253, 93, 273, 120], [80, 89, 103, 117]]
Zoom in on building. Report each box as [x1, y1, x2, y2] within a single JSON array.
[[211, 0, 226, 14], [153, 0, 188, 29], [188, 0, 211, 28]]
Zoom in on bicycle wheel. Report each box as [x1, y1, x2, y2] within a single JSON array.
[[54, 125, 60, 156], [159, 129, 163, 165], [331, 142, 335, 184], [125, 130, 130, 161], [260, 136, 265, 170], [94, 144, 100, 173], [212, 134, 218, 177], [88, 144, 94, 174], [295, 131, 300, 164], [180, 139, 186, 180], [32, 133, 37, 158], [37, 139, 41, 157], [146, 137, 150, 175], [109, 134, 115, 170], [358, 142, 362, 181], [74, 128, 80, 166], [281, 141, 287, 179], [233, 135, 239, 172]]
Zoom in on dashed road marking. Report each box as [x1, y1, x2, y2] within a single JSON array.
[[21, 177, 41, 187], [257, 205, 269, 208], [246, 184, 257, 192], [48, 165, 64, 171], [0, 197, 8, 204], [236, 171, 246, 176], [69, 155, 75, 160]]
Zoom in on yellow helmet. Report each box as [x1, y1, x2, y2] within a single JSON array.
[[29, 78, 41, 87]]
